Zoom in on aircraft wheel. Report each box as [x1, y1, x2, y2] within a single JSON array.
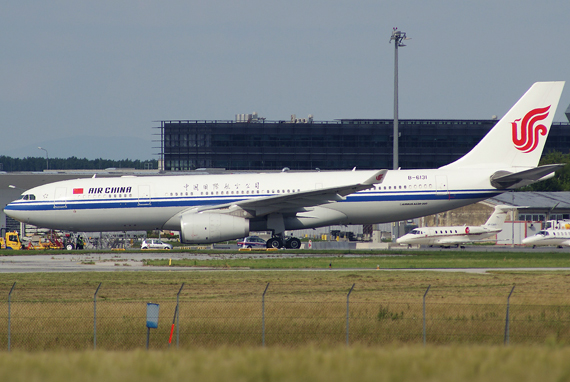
[[266, 238, 282, 249], [286, 238, 301, 249]]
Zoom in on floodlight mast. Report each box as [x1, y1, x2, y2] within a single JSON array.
[[38, 146, 49, 170], [389, 28, 409, 170]]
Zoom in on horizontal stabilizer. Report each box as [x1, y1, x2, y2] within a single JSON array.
[[490, 164, 565, 189]]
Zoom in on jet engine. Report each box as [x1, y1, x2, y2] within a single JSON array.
[[179, 212, 249, 244]]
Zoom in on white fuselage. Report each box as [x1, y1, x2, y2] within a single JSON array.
[[396, 226, 500, 246], [4, 167, 502, 232], [522, 229, 570, 247]]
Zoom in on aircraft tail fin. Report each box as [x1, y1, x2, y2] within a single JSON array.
[[483, 205, 512, 229], [441, 82, 565, 170]]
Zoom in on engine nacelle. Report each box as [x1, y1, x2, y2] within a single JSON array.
[[180, 213, 249, 244]]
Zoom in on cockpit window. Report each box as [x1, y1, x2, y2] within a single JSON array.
[[537, 231, 548, 236], [21, 194, 36, 201]]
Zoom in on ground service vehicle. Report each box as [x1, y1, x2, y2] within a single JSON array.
[[238, 236, 267, 248], [0, 231, 22, 250], [141, 239, 173, 250], [25, 233, 65, 250]]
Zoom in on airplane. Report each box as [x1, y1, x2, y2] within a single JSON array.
[[396, 205, 512, 248], [522, 229, 570, 248], [2, 81, 565, 249]]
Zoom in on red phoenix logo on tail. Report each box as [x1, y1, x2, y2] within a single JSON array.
[[511, 106, 551, 153]]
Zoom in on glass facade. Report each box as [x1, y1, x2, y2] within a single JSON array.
[[157, 120, 570, 171]]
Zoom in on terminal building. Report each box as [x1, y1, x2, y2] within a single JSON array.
[[156, 107, 570, 171]]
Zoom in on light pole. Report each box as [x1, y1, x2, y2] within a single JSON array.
[[389, 27, 410, 170], [38, 147, 49, 170], [389, 27, 410, 241]]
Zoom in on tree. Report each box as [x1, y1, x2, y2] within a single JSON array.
[[0, 156, 159, 172]]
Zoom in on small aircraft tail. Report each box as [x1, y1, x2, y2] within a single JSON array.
[[483, 205, 511, 229], [441, 81, 565, 170]]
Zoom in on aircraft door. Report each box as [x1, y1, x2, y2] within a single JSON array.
[[138, 185, 151, 206], [435, 175, 449, 197], [54, 187, 67, 209]]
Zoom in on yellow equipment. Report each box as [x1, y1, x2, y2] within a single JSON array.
[[0, 231, 22, 250], [24, 231, 65, 250]]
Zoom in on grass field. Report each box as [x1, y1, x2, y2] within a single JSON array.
[[2, 268, 570, 303], [1, 270, 570, 350], [1, 256, 570, 380], [142, 249, 570, 269], [1, 346, 570, 382]]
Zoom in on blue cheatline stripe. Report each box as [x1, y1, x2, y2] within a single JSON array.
[[4, 189, 502, 212]]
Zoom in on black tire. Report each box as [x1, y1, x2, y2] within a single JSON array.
[[266, 238, 282, 249], [287, 238, 301, 249]]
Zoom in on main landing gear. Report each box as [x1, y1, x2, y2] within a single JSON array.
[[266, 236, 301, 249]]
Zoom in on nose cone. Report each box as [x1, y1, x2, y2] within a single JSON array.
[[522, 236, 537, 245], [3, 202, 26, 223], [396, 236, 409, 244]]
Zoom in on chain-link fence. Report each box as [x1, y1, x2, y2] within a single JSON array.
[[1, 283, 570, 350]]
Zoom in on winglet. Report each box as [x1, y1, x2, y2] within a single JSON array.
[[363, 170, 388, 186]]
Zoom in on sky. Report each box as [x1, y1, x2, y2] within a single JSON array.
[[1, 1, 569, 161]]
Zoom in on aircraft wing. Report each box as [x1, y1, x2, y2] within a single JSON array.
[[433, 237, 465, 245], [434, 232, 498, 245], [191, 169, 388, 217], [490, 164, 565, 189]]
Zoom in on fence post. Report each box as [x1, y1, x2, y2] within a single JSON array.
[[262, 283, 270, 347], [8, 282, 16, 352], [176, 283, 185, 348], [346, 283, 355, 346], [504, 285, 515, 345], [93, 282, 101, 350], [423, 285, 431, 346]]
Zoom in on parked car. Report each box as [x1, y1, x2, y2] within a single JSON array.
[[237, 236, 266, 249], [141, 239, 172, 250]]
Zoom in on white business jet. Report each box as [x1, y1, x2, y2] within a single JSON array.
[[522, 229, 570, 248], [3, 82, 565, 248], [396, 205, 512, 248]]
